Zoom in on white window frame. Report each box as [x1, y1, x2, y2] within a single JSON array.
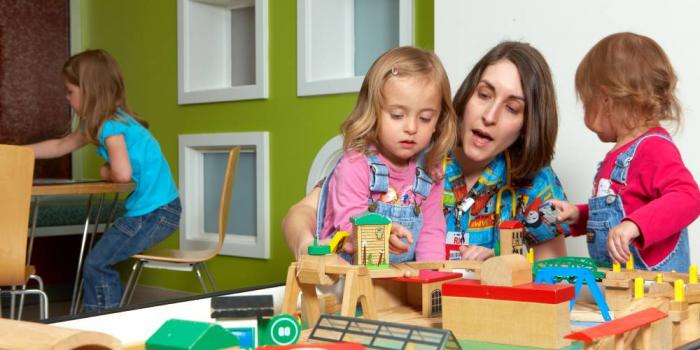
[[179, 132, 270, 259], [296, 0, 413, 96], [178, 0, 268, 104]]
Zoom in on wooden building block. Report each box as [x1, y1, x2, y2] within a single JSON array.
[[372, 279, 408, 312], [603, 278, 633, 289], [442, 296, 570, 349], [480, 254, 532, 287], [605, 286, 633, 312], [648, 282, 674, 299], [442, 279, 574, 304], [0, 318, 121, 350], [298, 254, 340, 286]]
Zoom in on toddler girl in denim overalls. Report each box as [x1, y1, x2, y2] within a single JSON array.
[[552, 32, 700, 271], [314, 46, 458, 263]]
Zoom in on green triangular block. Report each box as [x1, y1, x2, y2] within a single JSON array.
[[146, 319, 239, 350]]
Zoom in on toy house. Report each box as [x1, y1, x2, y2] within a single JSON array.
[[351, 212, 391, 268], [374, 270, 463, 318], [499, 220, 525, 256]]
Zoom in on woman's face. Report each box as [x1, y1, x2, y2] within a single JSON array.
[[460, 59, 525, 167]]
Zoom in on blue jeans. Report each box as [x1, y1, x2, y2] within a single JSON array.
[[82, 198, 181, 312]]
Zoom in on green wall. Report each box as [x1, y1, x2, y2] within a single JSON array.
[[79, 0, 434, 293]]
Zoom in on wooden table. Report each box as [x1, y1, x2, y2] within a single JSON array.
[[29, 180, 134, 315]]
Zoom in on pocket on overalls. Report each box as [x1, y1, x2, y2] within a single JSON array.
[[586, 220, 610, 262]]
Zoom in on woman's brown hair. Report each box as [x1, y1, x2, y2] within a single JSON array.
[[575, 32, 681, 131], [341, 46, 457, 178], [453, 41, 558, 180], [62, 49, 146, 145]]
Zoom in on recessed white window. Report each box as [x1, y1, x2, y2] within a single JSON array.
[[179, 132, 269, 259], [297, 0, 413, 96], [178, 0, 268, 104]]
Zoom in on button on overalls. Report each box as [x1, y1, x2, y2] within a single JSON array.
[[586, 133, 690, 271], [316, 153, 433, 263]]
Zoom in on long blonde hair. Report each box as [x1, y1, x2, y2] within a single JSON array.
[[62, 49, 146, 145], [341, 46, 457, 177]]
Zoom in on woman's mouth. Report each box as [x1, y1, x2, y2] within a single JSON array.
[[472, 129, 493, 147]]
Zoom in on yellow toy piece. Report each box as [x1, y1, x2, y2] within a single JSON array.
[[330, 231, 350, 253]]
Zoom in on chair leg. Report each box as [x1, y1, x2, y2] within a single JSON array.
[[202, 262, 217, 291], [17, 274, 45, 320], [120, 260, 140, 307], [4, 288, 49, 320], [193, 264, 209, 293], [126, 261, 145, 306], [121, 260, 143, 307]]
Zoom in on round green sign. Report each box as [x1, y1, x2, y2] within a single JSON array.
[[268, 314, 301, 345]]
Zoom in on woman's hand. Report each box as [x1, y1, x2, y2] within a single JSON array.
[[607, 220, 640, 264], [388, 223, 413, 254], [459, 245, 494, 261], [550, 199, 579, 224]]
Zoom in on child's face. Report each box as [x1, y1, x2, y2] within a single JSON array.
[[583, 99, 616, 143], [461, 59, 525, 167], [376, 75, 441, 168], [65, 82, 82, 115]]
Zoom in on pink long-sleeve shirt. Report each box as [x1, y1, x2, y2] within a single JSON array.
[[573, 127, 700, 266], [319, 151, 446, 261]]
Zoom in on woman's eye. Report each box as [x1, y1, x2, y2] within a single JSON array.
[[506, 104, 521, 114], [478, 91, 491, 100]]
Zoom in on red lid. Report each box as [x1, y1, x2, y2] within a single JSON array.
[[442, 279, 574, 304]]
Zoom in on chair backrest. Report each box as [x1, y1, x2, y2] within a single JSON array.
[[0, 145, 35, 285], [213, 147, 240, 253]]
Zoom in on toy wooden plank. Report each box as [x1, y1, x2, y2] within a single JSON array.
[[392, 270, 462, 283], [442, 279, 574, 304], [564, 307, 667, 342], [598, 267, 690, 283], [0, 318, 121, 350]]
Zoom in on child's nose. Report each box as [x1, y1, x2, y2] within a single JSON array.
[[404, 117, 418, 134]]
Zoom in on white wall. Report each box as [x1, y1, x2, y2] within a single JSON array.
[[436, 0, 700, 266]]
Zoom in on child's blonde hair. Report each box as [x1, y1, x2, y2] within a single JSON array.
[[62, 49, 147, 145], [341, 46, 457, 177], [576, 32, 681, 131]]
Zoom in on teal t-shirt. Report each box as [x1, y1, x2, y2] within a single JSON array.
[[97, 109, 178, 217]]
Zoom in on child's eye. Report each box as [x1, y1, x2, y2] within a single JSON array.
[[419, 114, 434, 123], [390, 113, 404, 119]]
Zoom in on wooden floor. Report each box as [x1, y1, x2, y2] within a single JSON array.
[[1, 285, 193, 322]]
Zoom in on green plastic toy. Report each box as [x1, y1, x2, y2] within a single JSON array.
[[146, 319, 239, 350]]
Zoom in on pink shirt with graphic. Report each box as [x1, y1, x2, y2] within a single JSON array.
[[573, 127, 700, 266], [319, 151, 445, 261]]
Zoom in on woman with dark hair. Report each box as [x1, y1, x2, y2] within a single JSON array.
[[284, 42, 570, 261]]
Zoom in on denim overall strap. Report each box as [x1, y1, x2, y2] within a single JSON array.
[[367, 154, 389, 193], [412, 151, 434, 198], [587, 132, 689, 271], [315, 158, 342, 238], [609, 133, 672, 185]]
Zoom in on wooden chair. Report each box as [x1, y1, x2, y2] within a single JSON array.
[[120, 147, 240, 306], [0, 145, 49, 320]]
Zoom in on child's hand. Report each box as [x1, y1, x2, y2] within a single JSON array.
[[607, 220, 641, 264], [99, 163, 111, 180], [550, 199, 579, 224], [459, 245, 494, 261], [388, 223, 413, 254]]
